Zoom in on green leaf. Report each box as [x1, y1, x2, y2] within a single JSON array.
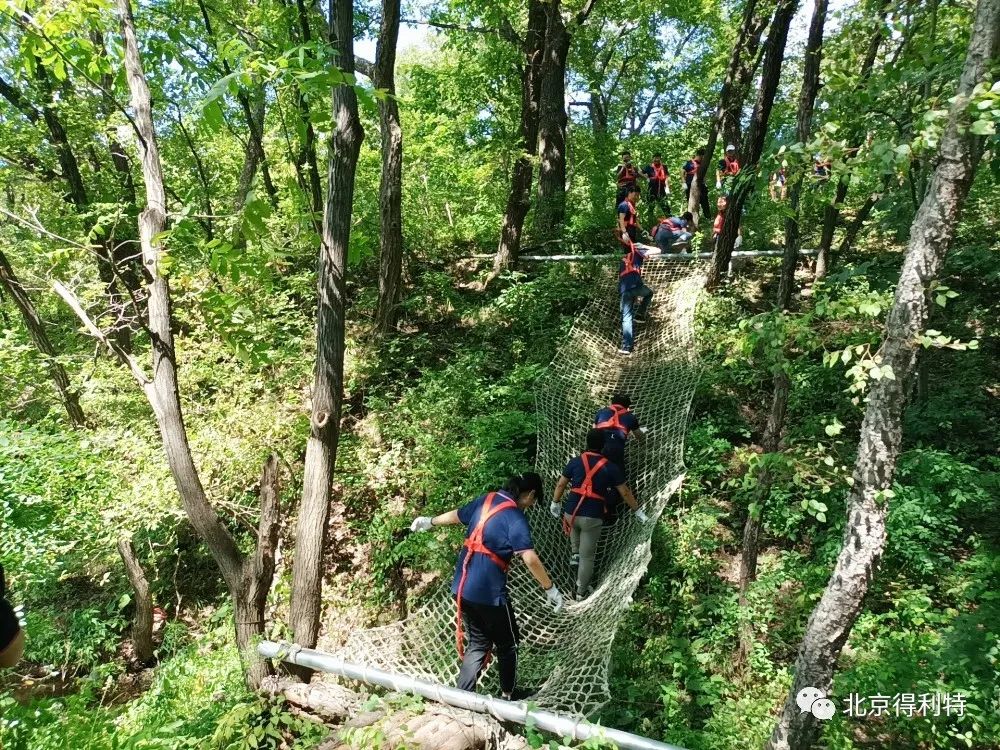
[[970, 119, 996, 136], [824, 420, 844, 437]]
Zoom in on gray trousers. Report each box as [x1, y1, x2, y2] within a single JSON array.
[[568, 515, 604, 596]]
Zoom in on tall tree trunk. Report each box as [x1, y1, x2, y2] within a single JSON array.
[[374, 0, 404, 335], [493, 0, 547, 274], [778, 0, 828, 309], [711, 0, 799, 289], [1, 65, 135, 351], [110, 0, 283, 690], [836, 178, 889, 257], [766, 1, 998, 745], [196, 0, 278, 209], [814, 5, 889, 280], [692, 0, 768, 226], [737, 368, 789, 662], [814, 179, 847, 279], [117, 537, 154, 665], [288, 0, 363, 664], [0, 249, 85, 427], [534, 0, 571, 240]]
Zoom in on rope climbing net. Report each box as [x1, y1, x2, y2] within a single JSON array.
[[338, 255, 708, 718]]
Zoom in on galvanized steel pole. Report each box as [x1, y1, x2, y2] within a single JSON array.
[[259, 640, 689, 750]]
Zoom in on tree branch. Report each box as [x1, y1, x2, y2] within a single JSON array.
[[52, 280, 151, 388], [575, 0, 600, 26], [354, 55, 374, 79]]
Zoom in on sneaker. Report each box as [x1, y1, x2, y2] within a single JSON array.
[[617, 348, 632, 356], [575, 586, 594, 601]]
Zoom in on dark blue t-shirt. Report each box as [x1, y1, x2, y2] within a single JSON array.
[[642, 164, 669, 197], [450, 491, 533, 606], [594, 406, 640, 465], [561, 453, 626, 519], [618, 244, 649, 291], [617, 200, 638, 241]]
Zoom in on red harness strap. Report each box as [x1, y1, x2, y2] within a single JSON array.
[[620, 241, 642, 278], [595, 404, 632, 435], [562, 452, 609, 536], [724, 156, 741, 176], [617, 164, 638, 186], [650, 163, 667, 183], [455, 492, 518, 658]]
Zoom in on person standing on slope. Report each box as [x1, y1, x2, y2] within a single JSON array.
[[410, 473, 562, 699]]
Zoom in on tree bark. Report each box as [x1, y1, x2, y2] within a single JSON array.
[[778, 0, 828, 309], [765, 0, 999, 744], [533, 0, 571, 240], [814, 179, 847, 279], [737, 368, 789, 662], [493, 0, 547, 275], [711, 0, 799, 289], [374, 0, 404, 335], [117, 537, 154, 665], [236, 455, 282, 689], [694, 0, 769, 226], [0, 248, 85, 427], [289, 0, 364, 665], [113, 0, 282, 690]]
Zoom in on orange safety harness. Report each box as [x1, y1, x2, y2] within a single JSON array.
[[617, 163, 639, 186], [650, 163, 667, 184], [595, 404, 633, 435], [562, 452, 609, 535], [619, 243, 642, 278], [723, 156, 741, 176], [454, 491, 518, 658]]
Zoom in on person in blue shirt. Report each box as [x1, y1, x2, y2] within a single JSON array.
[[594, 394, 643, 469], [549, 430, 646, 599], [617, 184, 642, 247], [651, 212, 694, 253], [617, 240, 663, 355], [409, 473, 562, 700]]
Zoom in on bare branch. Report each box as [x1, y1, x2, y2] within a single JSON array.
[[52, 280, 151, 387]]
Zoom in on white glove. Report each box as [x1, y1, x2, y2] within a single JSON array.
[[620, 232, 629, 243], [13, 604, 26, 628], [635, 509, 650, 524], [545, 585, 564, 613], [665, 185, 671, 195], [549, 501, 562, 519], [409, 516, 433, 532], [716, 180, 722, 190]]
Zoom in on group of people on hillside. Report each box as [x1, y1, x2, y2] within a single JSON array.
[[409, 395, 647, 701], [613, 145, 750, 355], [614, 145, 743, 217]]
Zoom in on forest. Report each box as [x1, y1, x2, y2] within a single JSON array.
[[0, 0, 998, 747]]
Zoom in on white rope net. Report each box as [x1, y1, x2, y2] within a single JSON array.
[[339, 256, 708, 718]]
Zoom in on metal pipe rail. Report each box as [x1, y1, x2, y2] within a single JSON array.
[[258, 640, 689, 750], [470, 249, 819, 262]]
